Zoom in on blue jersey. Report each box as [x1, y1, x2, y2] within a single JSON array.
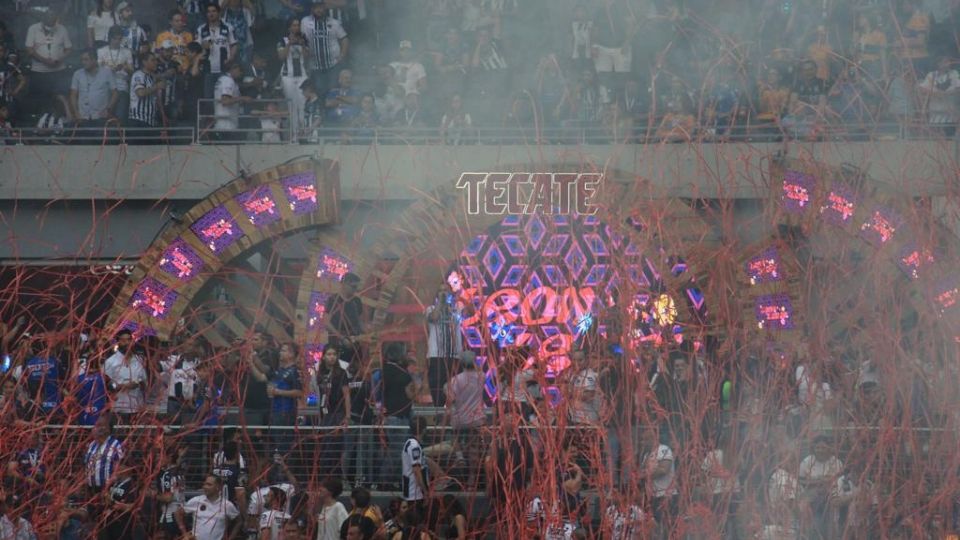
[[75, 372, 107, 426], [25, 356, 60, 413], [271, 365, 301, 414]]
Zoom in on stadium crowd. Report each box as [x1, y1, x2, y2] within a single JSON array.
[[0, 269, 955, 539], [0, 0, 956, 143]]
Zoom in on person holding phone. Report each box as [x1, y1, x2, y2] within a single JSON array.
[[425, 285, 464, 407]]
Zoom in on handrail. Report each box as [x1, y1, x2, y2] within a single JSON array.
[[3, 125, 196, 145], [196, 97, 294, 144]]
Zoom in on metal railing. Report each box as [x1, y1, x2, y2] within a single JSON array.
[[2, 125, 195, 145], [196, 98, 294, 144]]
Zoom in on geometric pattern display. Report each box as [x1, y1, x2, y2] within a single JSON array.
[[454, 213, 708, 399], [108, 159, 340, 340]]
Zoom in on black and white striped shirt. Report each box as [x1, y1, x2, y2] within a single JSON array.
[[85, 436, 124, 489], [300, 14, 346, 72], [278, 35, 308, 78], [0, 61, 22, 105], [129, 70, 159, 126], [197, 22, 236, 74]]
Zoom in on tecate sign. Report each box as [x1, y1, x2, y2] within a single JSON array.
[[456, 172, 601, 216]]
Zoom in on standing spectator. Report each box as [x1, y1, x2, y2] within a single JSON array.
[[425, 286, 464, 407], [197, 3, 238, 97], [278, 17, 311, 136], [431, 28, 468, 103], [84, 413, 123, 492], [401, 417, 430, 507], [341, 487, 381, 535], [381, 343, 414, 489], [222, 0, 255, 65], [316, 343, 350, 476], [267, 342, 303, 455], [103, 328, 147, 419], [299, 78, 324, 142], [6, 429, 45, 501], [895, 1, 931, 76], [639, 428, 676, 539], [344, 352, 377, 486], [0, 43, 26, 116], [324, 272, 363, 365], [22, 335, 61, 417], [127, 52, 166, 138], [179, 474, 242, 540], [855, 13, 887, 84], [155, 10, 194, 70], [73, 344, 108, 426], [591, 0, 637, 97], [258, 485, 291, 540], [439, 94, 474, 145], [325, 68, 360, 125], [391, 41, 427, 97], [918, 56, 960, 136], [568, 4, 593, 69], [806, 26, 834, 83], [98, 25, 134, 120], [162, 337, 201, 425], [468, 28, 507, 107], [798, 435, 843, 539], [301, 0, 349, 96], [114, 1, 147, 65], [240, 330, 277, 428], [211, 439, 248, 510], [373, 65, 404, 121], [101, 452, 144, 540], [782, 60, 826, 139], [444, 350, 486, 469], [25, 8, 73, 116], [69, 49, 117, 128], [0, 495, 36, 540], [213, 61, 251, 141], [756, 68, 790, 124], [87, 0, 116, 48], [315, 478, 348, 540], [155, 443, 186, 540]]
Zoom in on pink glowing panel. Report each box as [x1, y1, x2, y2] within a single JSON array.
[[782, 170, 815, 213], [236, 186, 281, 227], [130, 277, 178, 320], [158, 239, 203, 282], [746, 248, 782, 286], [754, 294, 795, 330], [859, 207, 902, 247]]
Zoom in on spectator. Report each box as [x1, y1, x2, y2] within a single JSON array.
[[325, 68, 360, 124], [798, 435, 843, 539], [315, 477, 348, 540], [439, 94, 474, 144], [392, 91, 426, 136], [561, 67, 602, 141], [222, 0, 254, 65], [103, 328, 146, 418], [782, 59, 826, 139], [324, 272, 363, 365], [267, 342, 303, 453], [154, 10, 194, 70], [25, 7, 73, 116], [179, 474, 242, 540], [591, 0, 637, 95], [373, 65, 404, 121], [278, 17, 311, 135], [316, 343, 349, 475], [114, 1, 147, 65], [69, 48, 118, 128], [756, 67, 790, 124], [301, 1, 349, 96], [0, 43, 26, 117], [72, 344, 108, 426], [895, 1, 931, 77], [854, 13, 887, 84], [299, 78, 323, 142], [341, 487, 381, 535], [87, 0, 117, 48], [568, 4, 593, 69], [341, 514, 375, 540], [84, 413, 123, 492], [155, 443, 186, 540], [211, 439, 248, 513], [918, 56, 960, 136], [213, 61, 251, 141], [238, 330, 277, 428], [126, 52, 166, 140], [887, 60, 920, 129], [343, 350, 377, 485], [806, 25, 834, 83], [5, 429, 45, 500], [603, 492, 648, 540], [280, 518, 306, 539], [162, 337, 201, 424], [639, 428, 676, 539], [703, 67, 741, 137], [256, 100, 285, 143], [98, 25, 134, 120], [346, 93, 378, 143], [391, 40, 427, 97], [22, 335, 61, 417], [0, 495, 36, 540], [181, 41, 208, 126], [197, 3, 238, 96], [431, 28, 469, 102], [828, 64, 875, 128], [258, 485, 291, 540], [381, 342, 414, 489], [425, 286, 464, 407], [241, 53, 270, 100], [445, 350, 485, 464], [618, 78, 646, 122], [101, 452, 144, 539], [277, 0, 308, 22], [468, 28, 507, 106], [401, 417, 430, 506]]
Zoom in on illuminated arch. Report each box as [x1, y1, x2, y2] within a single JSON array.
[[107, 158, 341, 340]]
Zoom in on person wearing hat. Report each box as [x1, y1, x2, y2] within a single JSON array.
[[301, 1, 348, 96], [155, 9, 194, 71], [114, 1, 147, 65], [389, 40, 426, 96]]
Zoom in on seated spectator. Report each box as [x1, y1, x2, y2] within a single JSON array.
[[781, 60, 826, 139], [390, 40, 427, 96], [805, 25, 834, 83], [391, 92, 427, 136], [154, 9, 194, 70], [69, 49, 118, 128], [374, 65, 405, 121], [560, 67, 602, 140], [756, 68, 790, 123], [918, 56, 960, 137], [439, 94, 474, 145], [828, 64, 876, 128], [325, 68, 360, 125], [703, 68, 741, 137], [255, 100, 286, 143], [344, 93, 378, 143], [87, 0, 117, 48], [98, 26, 134, 120], [25, 7, 73, 117]]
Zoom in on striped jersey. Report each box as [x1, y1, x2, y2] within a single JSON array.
[[196, 22, 236, 74], [85, 436, 123, 488], [401, 437, 427, 501], [278, 35, 308, 78], [300, 14, 346, 72], [129, 70, 159, 125]]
